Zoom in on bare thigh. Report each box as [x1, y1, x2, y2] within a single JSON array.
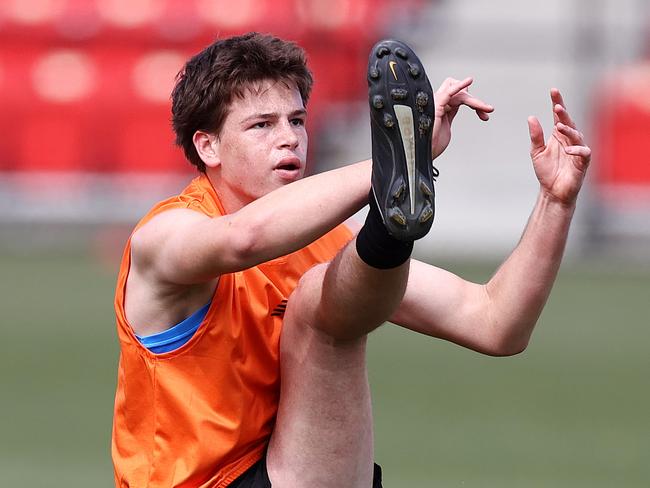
[[266, 263, 375, 488]]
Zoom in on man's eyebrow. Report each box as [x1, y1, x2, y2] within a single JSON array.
[[241, 109, 307, 124], [289, 109, 307, 118], [241, 112, 277, 123]]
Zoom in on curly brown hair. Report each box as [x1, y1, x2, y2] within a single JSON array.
[[171, 32, 313, 172]]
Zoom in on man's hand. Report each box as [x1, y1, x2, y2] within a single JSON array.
[[431, 77, 494, 159], [527, 89, 592, 206]]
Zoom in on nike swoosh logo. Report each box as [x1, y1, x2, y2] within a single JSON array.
[[389, 61, 398, 80]]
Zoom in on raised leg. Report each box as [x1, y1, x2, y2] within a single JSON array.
[[267, 37, 436, 487], [266, 239, 408, 487]]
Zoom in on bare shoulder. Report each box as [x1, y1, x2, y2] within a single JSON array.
[[130, 209, 210, 275], [131, 208, 210, 259], [126, 208, 218, 335], [129, 205, 245, 286]]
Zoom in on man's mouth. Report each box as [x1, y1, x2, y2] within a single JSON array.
[[274, 158, 303, 181], [276, 161, 300, 171]]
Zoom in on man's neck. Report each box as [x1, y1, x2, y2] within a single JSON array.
[[204, 170, 251, 215]]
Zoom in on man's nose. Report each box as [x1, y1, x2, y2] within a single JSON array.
[[277, 120, 299, 149]]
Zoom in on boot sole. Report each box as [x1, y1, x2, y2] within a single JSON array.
[[368, 39, 436, 241]]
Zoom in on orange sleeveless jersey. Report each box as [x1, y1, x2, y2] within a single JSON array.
[[112, 174, 353, 487]]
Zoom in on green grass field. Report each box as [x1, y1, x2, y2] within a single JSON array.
[[1, 252, 648, 487]]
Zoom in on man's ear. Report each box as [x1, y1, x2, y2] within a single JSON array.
[[193, 130, 220, 169]]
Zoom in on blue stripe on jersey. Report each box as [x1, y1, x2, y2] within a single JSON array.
[[136, 302, 211, 353]]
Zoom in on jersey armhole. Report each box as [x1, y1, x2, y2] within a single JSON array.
[[135, 301, 211, 354]]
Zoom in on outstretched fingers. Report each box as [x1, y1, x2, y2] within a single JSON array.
[[527, 116, 545, 156], [556, 122, 584, 145], [435, 77, 472, 106], [550, 88, 566, 110], [550, 88, 577, 129], [454, 91, 494, 120], [436, 77, 494, 120], [564, 145, 592, 160], [556, 122, 591, 166]]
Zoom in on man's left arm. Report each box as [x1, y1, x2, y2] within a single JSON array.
[[391, 89, 592, 356]]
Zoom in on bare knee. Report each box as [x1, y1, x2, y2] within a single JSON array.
[[270, 266, 374, 486], [286, 263, 371, 343]]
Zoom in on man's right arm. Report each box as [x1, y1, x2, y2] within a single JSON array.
[[131, 160, 371, 285], [131, 76, 493, 286]]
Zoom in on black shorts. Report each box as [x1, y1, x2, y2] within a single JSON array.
[[230, 457, 384, 487]]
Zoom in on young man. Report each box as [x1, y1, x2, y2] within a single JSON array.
[[112, 33, 591, 487]]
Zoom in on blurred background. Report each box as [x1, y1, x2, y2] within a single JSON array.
[[0, 0, 648, 486]]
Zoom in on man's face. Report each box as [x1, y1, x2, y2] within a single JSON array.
[[211, 80, 308, 210]]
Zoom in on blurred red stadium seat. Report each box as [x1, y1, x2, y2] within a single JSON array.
[[117, 112, 188, 173], [593, 64, 650, 187], [0, 0, 425, 175], [18, 112, 83, 172]]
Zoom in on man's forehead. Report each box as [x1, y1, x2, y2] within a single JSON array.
[[229, 79, 304, 114]]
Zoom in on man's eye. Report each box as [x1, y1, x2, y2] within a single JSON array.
[[252, 121, 269, 129], [291, 118, 305, 126]]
